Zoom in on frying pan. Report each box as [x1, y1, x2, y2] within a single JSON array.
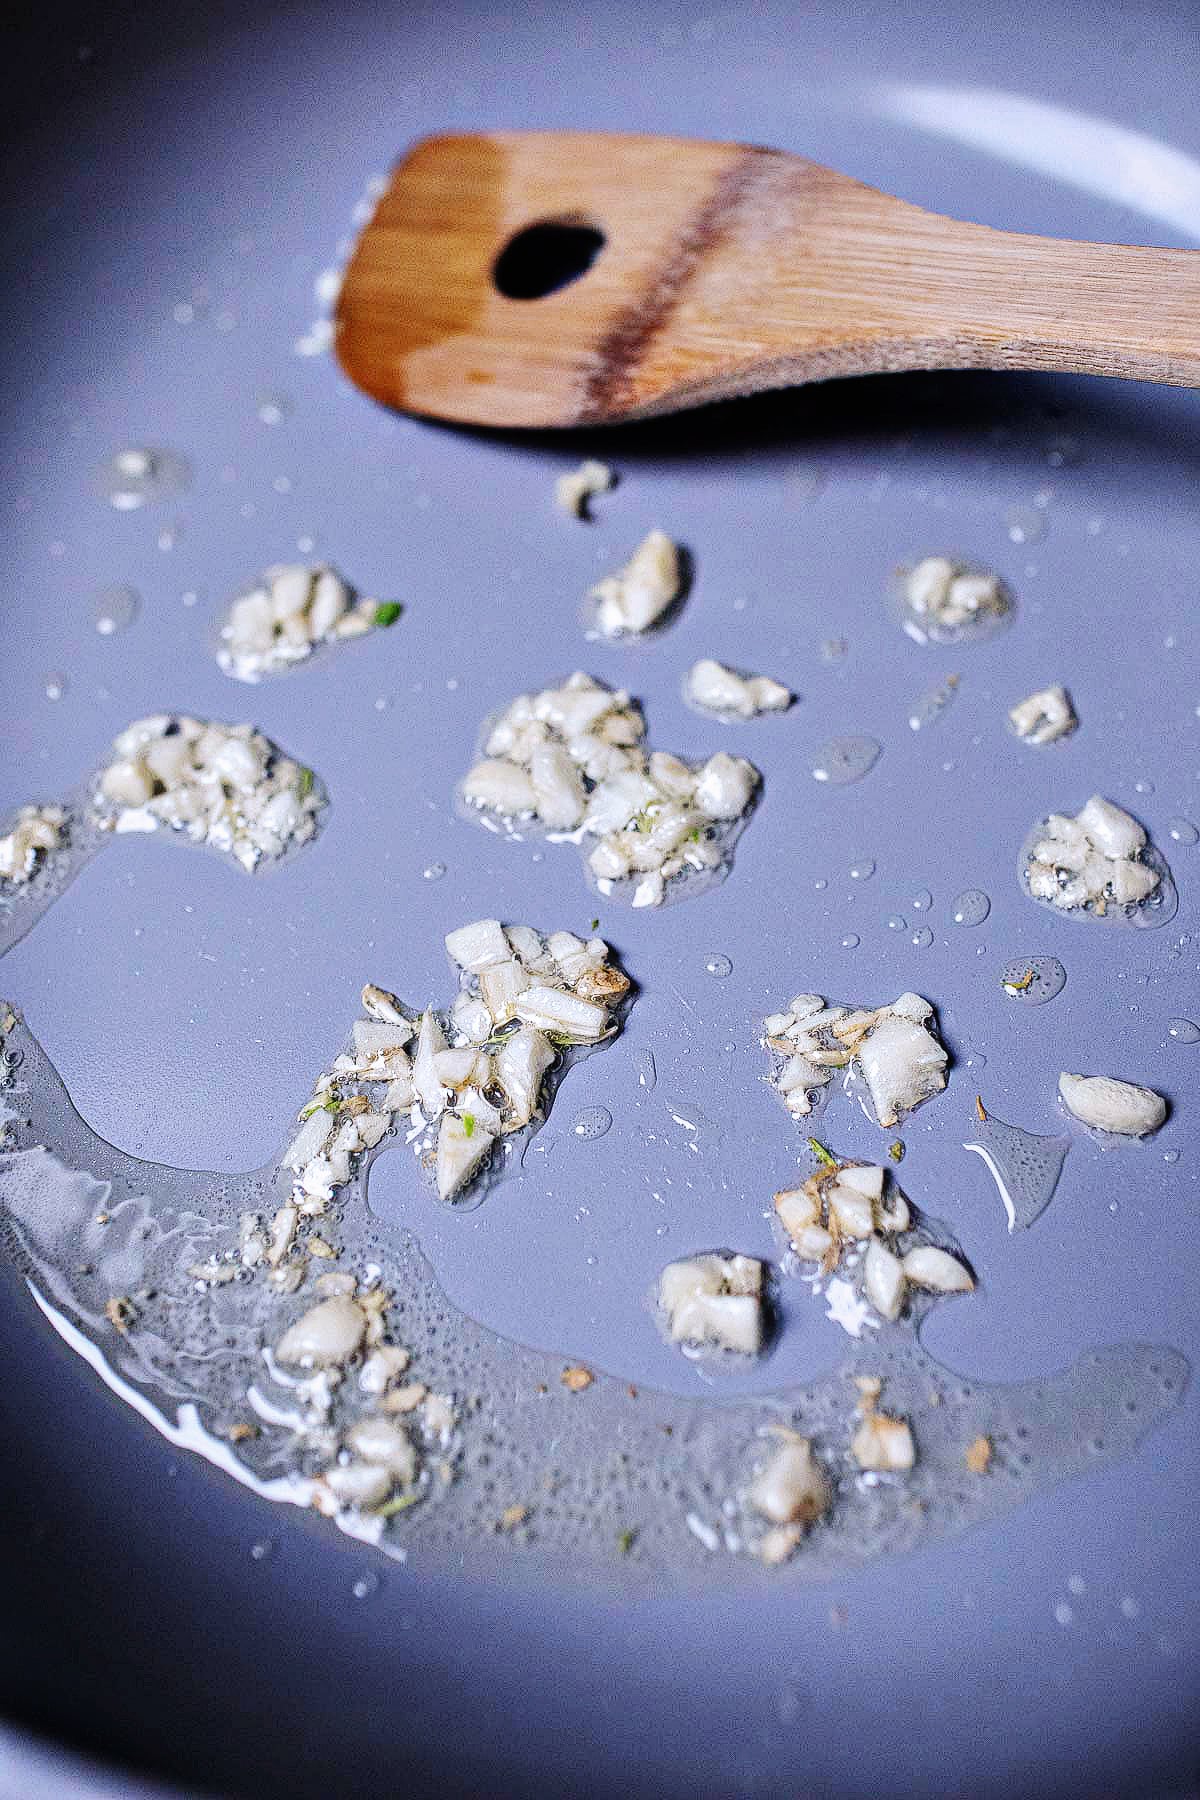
[[1, 1, 1197, 1795]]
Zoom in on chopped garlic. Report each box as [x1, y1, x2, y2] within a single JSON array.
[[275, 1295, 366, 1368], [462, 674, 760, 905], [217, 563, 394, 682], [0, 804, 66, 885], [555, 459, 614, 519], [863, 1237, 905, 1320], [94, 715, 324, 873], [281, 921, 632, 1210], [851, 1411, 915, 1472], [901, 1245, 974, 1293], [901, 556, 1010, 642], [748, 1434, 829, 1526], [1009, 685, 1076, 745], [762, 992, 947, 1127], [1058, 1071, 1167, 1137], [1024, 794, 1162, 916], [684, 659, 792, 720], [659, 1253, 766, 1355], [591, 529, 681, 637]]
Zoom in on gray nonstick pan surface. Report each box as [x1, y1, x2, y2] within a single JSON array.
[[0, 1, 1197, 1795]]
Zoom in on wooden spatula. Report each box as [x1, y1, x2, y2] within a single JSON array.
[[336, 130, 1200, 429]]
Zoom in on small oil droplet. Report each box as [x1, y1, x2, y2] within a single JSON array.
[[93, 585, 140, 635], [886, 915, 907, 932], [257, 392, 291, 425], [572, 1105, 613, 1141], [1000, 955, 1067, 1005], [44, 671, 68, 701], [951, 888, 990, 927], [704, 953, 732, 978], [1167, 817, 1198, 846], [1005, 505, 1046, 545], [1167, 1018, 1200, 1044], [849, 858, 876, 881], [249, 1538, 273, 1561], [908, 675, 959, 731], [422, 862, 446, 881], [634, 1050, 657, 1091], [840, 933, 860, 949], [910, 926, 934, 948], [1133, 779, 1155, 796], [819, 637, 847, 664], [351, 1570, 380, 1600], [911, 889, 933, 911], [810, 735, 881, 785], [1162, 1148, 1181, 1165]]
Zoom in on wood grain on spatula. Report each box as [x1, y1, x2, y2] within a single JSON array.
[[336, 130, 1200, 430]]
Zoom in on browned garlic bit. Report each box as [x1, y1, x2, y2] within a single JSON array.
[[217, 563, 392, 682], [851, 1409, 916, 1472], [900, 555, 1010, 643], [0, 805, 66, 885], [280, 920, 632, 1209], [658, 1253, 767, 1355], [761, 993, 948, 1128], [1008, 685, 1077, 745], [555, 459, 614, 520], [1025, 795, 1162, 915], [749, 1431, 830, 1563], [94, 715, 324, 873], [774, 1160, 972, 1324], [1058, 1072, 1167, 1137], [684, 659, 793, 720], [462, 673, 760, 908], [590, 529, 681, 636]]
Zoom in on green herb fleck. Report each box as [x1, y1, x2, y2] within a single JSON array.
[[462, 1112, 476, 1138], [373, 601, 402, 628], [888, 1140, 905, 1163], [299, 1093, 339, 1121], [617, 1527, 637, 1555], [298, 766, 314, 798], [375, 1491, 421, 1519], [687, 827, 702, 843], [807, 1137, 838, 1169], [590, 918, 600, 932]]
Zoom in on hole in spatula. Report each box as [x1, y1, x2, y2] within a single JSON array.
[[493, 222, 606, 299]]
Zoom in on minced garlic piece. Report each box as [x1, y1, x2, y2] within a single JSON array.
[[684, 659, 793, 720], [1058, 1071, 1166, 1137], [851, 1410, 915, 1472], [761, 992, 948, 1128], [0, 804, 66, 885], [1025, 794, 1161, 916], [94, 714, 324, 873], [965, 1435, 992, 1474], [748, 1432, 829, 1527], [1009, 684, 1076, 745], [590, 530, 681, 636], [555, 459, 614, 519], [462, 673, 760, 906], [280, 920, 632, 1208], [658, 1253, 766, 1355], [217, 563, 394, 682], [901, 556, 1010, 642]]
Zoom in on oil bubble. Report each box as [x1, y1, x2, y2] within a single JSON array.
[[704, 954, 732, 978], [810, 736, 881, 785], [910, 927, 934, 948], [911, 890, 933, 911], [93, 586, 140, 635], [1167, 1019, 1199, 1045], [634, 1051, 657, 1091], [96, 446, 190, 510], [43, 672, 68, 702], [965, 1110, 1070, 1231], [886, 915, 907, 932], [849, 858, 875, 881], [1005, 506, 1046, 545], [908, 676, 959, 731], [951, 888, 990, 927], [840, 933, 860, 949], [422, 862, 447, 882], [1167, 818, 1198, 846], [572, 1106, 613, 1142], [1000, 956, 1067, 1005]]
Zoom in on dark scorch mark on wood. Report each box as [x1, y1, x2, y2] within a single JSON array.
[[579, 148, 769, 420]]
